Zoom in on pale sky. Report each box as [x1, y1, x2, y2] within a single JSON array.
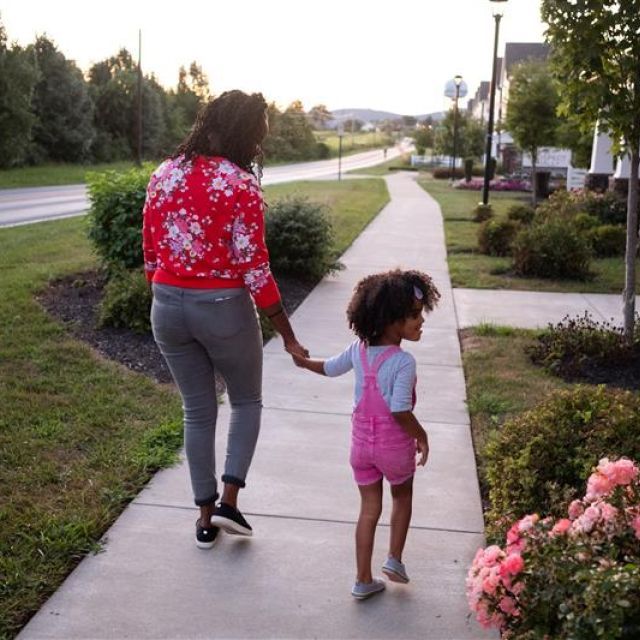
[[1, 0, 546, 116]]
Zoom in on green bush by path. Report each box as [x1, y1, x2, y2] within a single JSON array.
[[419, 175, 638, 292], [0, 217, 183, 638], [484, 385, 640, 538]]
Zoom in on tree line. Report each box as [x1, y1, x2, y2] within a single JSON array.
[[0, 20, 333, 169]]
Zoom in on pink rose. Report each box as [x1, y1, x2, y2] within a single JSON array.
[[550, 518, 572, 536], [568, 499, 584, 519], [586, 472, 613, 501], [500, 553, 525, 576], [517, 514, 539, 533], [499, 596, 518, 615], [632, 514, 640, 540], [482, 545, 503, 567], [600, 502, 618, 522], [598, 457, 639, 486]]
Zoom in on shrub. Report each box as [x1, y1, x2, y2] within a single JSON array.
[[534, 189, 582, 222], [484, 385, 640, 531], [511, 218, 592, 279], [506, 204, 535, 225], [468, 457, 640, 638], [589, 224, 627, 257], [582, 190, 628, 225], [315, 142, 330, 159], [432, 167, 465, 179], [265, 196, 339, 280], [527, 312, 640, 379], [98, 268, 152, 333], [473, 203, 494, 223], [477, 219, 518, 256], [87, 166, 152, 272], [573, 212, 600, 231]]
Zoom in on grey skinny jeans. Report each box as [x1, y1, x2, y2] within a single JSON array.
[[151, 284, 263, 506]]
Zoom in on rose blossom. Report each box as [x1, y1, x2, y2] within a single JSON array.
[[500, 553, 525, 576], [585, 472, 614, 501], [598, 457, 639, 486], [568, 499, 584, 520], [632, 514, 640, 540], [550, 518, 572, 536]]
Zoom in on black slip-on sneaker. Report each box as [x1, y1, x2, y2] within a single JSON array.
[[210, 502, 253, 536], [196, 520, 220, 549]]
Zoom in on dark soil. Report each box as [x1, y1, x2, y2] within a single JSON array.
[[552, 357, 640, 390], [37, 270, 315, 384]]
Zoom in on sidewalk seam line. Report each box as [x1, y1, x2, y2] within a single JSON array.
[[131, 501, 484, 535]]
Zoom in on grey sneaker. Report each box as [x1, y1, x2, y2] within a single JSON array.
[[382, 557, 409, 583], [351, 578, 386, 600]]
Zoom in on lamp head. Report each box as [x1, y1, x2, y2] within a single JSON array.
[[490, 0, 508, 16], [454, 74, 463, 86]]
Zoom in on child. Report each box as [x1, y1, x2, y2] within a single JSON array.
[[293, 269, 440, 600]]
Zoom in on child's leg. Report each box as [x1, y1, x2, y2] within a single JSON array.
[[388, 476, 414, 561], [355, 480, 383, 583]]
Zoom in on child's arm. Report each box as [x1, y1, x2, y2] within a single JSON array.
[[392, 411, 429, 466], [292, 353, 327, 376]]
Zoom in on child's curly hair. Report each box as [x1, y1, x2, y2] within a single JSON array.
[[347, 269, 440, 343]]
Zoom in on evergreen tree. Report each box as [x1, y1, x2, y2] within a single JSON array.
[[0, 18, 39, 167], [29, 35, 94, 163]]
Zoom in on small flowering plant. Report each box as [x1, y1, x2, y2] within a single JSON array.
[[467, 457, 640, 639]]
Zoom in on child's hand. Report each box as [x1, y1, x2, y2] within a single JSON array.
[[416, 434, 429, 466], [291, 352, 308, 368]]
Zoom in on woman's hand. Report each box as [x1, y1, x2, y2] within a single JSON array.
[[284, 338, 309, 359]]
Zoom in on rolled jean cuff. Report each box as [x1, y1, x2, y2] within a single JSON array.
[[194, 492, 219, 507], [221, 474, 246, 488]]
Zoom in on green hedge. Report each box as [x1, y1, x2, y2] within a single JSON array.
[[484, 385, 640, 536]]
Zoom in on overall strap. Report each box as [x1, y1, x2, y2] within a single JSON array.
[[371, 345, 401, 374]]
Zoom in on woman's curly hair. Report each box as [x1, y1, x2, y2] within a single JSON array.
[[347, 269, 440, 344], [174, 89, 268, 172]]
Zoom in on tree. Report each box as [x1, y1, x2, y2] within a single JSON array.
[[413, 124, 434, 155], [505, 60, 559, 205], [0, 19, 38, 167], [434, 110, 484, 160], [542, 0, 640, 343], [29, 35, 94, 163], [308, 104, 332, 130]]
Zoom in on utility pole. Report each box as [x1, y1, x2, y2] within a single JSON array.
[[136, 29, 143, 166]]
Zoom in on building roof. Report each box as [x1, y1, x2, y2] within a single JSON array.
[[503, 42, 550, 76]]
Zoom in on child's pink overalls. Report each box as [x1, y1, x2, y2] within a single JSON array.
[[349, 343, 416, 486]]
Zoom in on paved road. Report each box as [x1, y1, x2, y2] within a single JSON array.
[[0, 147, 401, 228]]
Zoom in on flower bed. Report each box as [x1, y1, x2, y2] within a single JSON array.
[[467, 457, 640, 638], [454, 178, 531, 192]]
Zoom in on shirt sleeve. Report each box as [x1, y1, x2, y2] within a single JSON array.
[[142, 194, 157, 283], [232, 180, 281, 309], [323, 342, 357, 377], [390, 353, 417, 413]]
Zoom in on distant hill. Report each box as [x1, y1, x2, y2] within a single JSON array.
[[328, 108, 445, 126]]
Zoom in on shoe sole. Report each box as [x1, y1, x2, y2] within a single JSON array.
[[382, 566, 409, 583], [210, 515, 253, 537], [196, 539, 217, 549], [351, 586, 385, 600]]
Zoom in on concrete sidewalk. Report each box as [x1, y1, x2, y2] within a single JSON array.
[[454, 288, 639, 330], [19, 172, 493, 639]]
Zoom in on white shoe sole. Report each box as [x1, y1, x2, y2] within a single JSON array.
[[210, 515, 253, 537], [382, 566, 409, 583]]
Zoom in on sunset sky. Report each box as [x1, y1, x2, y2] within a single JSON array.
[[2, 0, 546, 115]]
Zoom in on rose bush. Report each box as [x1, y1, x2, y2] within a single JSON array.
[[468, 457, 640, 639]]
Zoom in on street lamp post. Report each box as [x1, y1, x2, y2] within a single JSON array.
[[451, 74, 463, 182], [444, 76, 468, 182], [337, 123, 344, 181], [482, 0, 508, 205]]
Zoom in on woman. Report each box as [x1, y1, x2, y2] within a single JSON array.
[[142, 90, 308, 549]]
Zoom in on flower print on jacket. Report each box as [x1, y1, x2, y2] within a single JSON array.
[[142, 154, 280, 309], [147, 157, 192, 206]]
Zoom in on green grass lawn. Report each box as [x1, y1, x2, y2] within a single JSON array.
[[315, 130, 392, 155], [419, 175, 637, 293], [265, 178, 389, 255], [461, 324, 570, 493], [0, 162, 139, 189], [0, 176, 388, 638]]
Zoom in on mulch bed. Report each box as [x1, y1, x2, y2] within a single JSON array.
[[551, 357, 640, 390], [37, 270, 316, 384]]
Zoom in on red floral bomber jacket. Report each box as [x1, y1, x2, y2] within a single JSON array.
[[142, 154, 280, 309]]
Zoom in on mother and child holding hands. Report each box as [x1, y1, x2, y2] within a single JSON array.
[[142, 90, 440, 600]]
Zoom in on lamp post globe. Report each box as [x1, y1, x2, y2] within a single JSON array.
[[482, 0, 508, 206]]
